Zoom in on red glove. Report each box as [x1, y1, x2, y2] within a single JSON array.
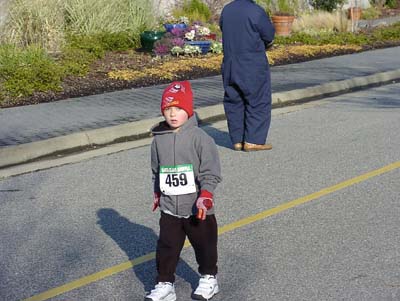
[[152, 192, 161, 212], [196, 190, 213, 220]]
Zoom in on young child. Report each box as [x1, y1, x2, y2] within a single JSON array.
[[146, 80, 222, 301]]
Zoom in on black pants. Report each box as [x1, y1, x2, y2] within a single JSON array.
[[156, 211, 218, 283]]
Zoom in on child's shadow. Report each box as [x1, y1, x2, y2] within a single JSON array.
[[200, 122, 232, 150], [96, 208, 199, 292], [195, 111, 232, 150]]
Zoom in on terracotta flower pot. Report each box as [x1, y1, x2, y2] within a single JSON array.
[[348, 7, 362, 21], [271, 15, 295, 37]]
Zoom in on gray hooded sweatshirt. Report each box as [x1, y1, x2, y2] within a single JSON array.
[[151, 115, 222, 217]]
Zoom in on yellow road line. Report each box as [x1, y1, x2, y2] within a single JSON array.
[[218, 161, 400, 235], [24, 161, 400, 301]]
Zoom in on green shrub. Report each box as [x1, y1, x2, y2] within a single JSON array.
[[66, 31, 137, 58], [255, 0, 273, 15], [310, 0, 346, 12], [181, 0, 212, 22], [361, 7, 381, 19], [276, 0, 297, 15], [275, 22, 400, 45], [0, 45, 63, 98], [98, 32, 138, 51], [385, 0, 397, 8], [60, 47, 96, 76], [372, 22, 400, 40], [65, 0, 152, 50], [66, 34, 106, 58], [276, 32, 354, 45]]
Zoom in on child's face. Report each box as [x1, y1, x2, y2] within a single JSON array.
[[163, 106, 189, 129]]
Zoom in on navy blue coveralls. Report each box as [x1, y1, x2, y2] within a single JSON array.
[[219, 0, 275, 145]]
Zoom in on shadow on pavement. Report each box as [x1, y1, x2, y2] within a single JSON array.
[[96, 208, 199, 292], [201, 123, 233, 150]]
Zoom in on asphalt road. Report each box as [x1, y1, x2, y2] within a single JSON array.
[[1, 83, 399, 301]]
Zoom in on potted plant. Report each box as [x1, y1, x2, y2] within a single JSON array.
[[140, 28, 166, 52], [163, 15, 189, 32], [271, 0, 297, 36], [348, 6, 362, 20], [347, 0, 362, 21], [183, 22, 214, 54]]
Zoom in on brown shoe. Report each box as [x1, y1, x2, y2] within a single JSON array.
[[233, 143, 243, 151], [243, 142, 272, 152]]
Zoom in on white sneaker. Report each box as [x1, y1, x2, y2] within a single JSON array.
[[145, 282, 176, 301], [192, 275, 219, 300]]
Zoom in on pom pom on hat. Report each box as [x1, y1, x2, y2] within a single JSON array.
[[161, 81, 193, 117]]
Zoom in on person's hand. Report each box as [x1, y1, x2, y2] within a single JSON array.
[[196, 197, 213, 220], [152, 192, 161, 212]]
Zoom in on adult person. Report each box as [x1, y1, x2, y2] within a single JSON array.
[[219, 0, 275, 151]]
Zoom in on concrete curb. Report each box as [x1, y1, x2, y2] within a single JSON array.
[[1, 68, 399, 169]]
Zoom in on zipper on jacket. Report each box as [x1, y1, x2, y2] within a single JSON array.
[[174, 133, 178, 215]]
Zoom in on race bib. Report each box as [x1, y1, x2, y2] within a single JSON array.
[[159, 164, 196, 195]]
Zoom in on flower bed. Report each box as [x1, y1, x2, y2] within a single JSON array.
[[2, 22, 400, 108], [153, 20, 219, 56]]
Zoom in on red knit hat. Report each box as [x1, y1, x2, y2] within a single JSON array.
[[161, 81, 193, 117]]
